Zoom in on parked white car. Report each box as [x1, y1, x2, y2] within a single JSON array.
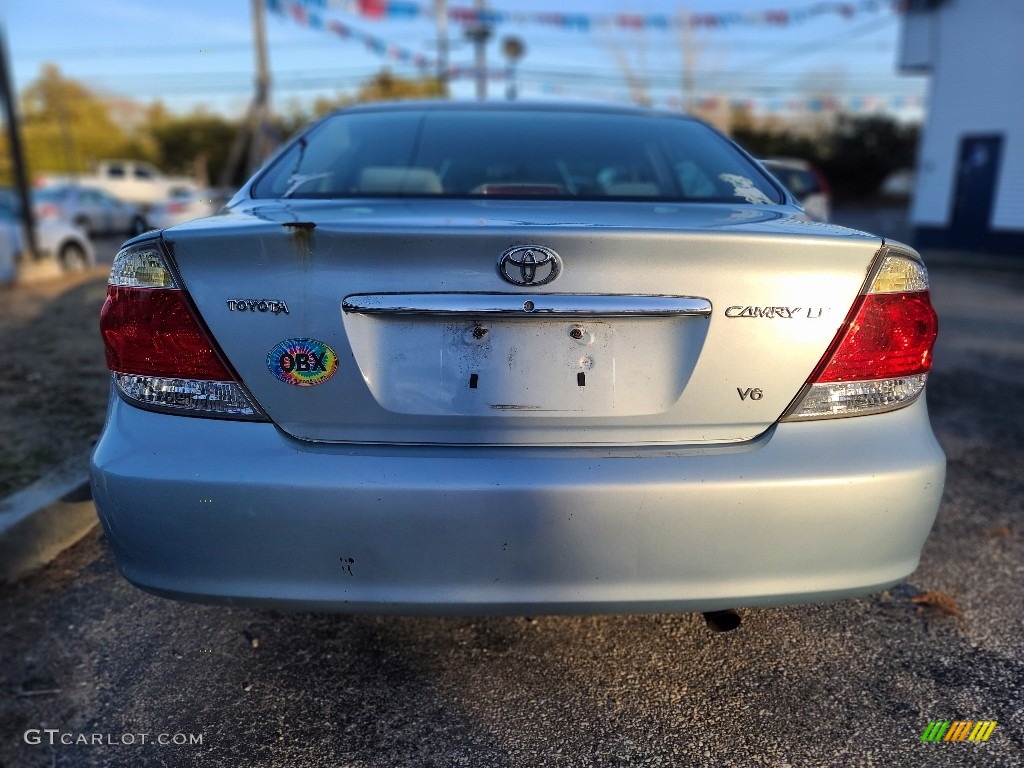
[[0, 191, 96, 273], [38, 160, 197, 206]]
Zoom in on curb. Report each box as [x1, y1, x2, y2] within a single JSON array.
[[0, 452, 97, 583]]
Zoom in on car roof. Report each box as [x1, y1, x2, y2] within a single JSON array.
[[761, 157, 813, 171], [332, 99, 701, 122]]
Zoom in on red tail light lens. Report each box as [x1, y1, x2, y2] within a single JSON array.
[[815, 291, 937, 383], [784, 249, 938, 421], [100, 287, 232, 380], [100, 240, 264, 419]]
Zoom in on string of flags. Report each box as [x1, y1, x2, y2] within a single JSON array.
[[268, 0, 435, 69], [268, 0, 923, 116], [287, 0, 897, 30]]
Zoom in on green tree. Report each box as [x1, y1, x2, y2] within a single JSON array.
[[731, 125, 823, 165], [731, 113, 920, 201], [353, 70, 445, 103], [18, 64, 151, 176], [821, 114, 920, 199], [150, 109, 241, 186]]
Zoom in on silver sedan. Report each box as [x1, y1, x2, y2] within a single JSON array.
[[35, 184, 147, 237], [91, 102, 944, 618]]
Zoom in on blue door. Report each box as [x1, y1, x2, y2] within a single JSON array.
[[950, 135, 1003, 249]]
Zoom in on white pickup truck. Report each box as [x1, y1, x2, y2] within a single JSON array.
[[39, 160, 197, 207]]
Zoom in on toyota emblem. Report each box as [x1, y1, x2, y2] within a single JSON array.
[[498, 246, 561, 286]]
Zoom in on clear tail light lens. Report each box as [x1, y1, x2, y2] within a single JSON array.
[[784, 247, 938, 421], [100, 240, 266, 420]]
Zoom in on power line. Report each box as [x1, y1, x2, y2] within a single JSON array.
[[11, 33, 895, 59], [73, 65, 918, 89], [742, 13, 895, 71], [11, 3, 916, 113]]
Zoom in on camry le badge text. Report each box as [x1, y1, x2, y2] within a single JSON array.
[[227, 299, 290, 315], [725, 306, 825, 319]]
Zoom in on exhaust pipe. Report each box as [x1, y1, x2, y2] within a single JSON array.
[[702, 609, 742, 632]]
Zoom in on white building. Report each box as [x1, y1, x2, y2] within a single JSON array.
[[899, 0, 1024, 254]]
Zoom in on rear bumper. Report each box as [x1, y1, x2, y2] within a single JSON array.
[[90, 395, 945, 614]]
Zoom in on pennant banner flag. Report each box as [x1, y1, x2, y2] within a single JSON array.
[[289, 0, 896, 31], [269, 0, 435, 69], [268, 0, 922, 116]]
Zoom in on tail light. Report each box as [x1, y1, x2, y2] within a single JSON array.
[[166, 201, 187, 214], [99, 240, 266, 420], [811, 167, 831, 196], [783, 247, 938, 421], [36, 203, 59, 219]]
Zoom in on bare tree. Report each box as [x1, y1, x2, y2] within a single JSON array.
[[604, 34, 652, 107]]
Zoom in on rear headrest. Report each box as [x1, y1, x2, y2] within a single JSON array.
[[359, 167, 443, 194], [603, 182, 660, 197]]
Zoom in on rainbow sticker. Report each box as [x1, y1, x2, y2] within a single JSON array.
[[267, 338, 338, 386]]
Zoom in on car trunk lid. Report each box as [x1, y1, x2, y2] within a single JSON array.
[[165, 200, 880, 446]]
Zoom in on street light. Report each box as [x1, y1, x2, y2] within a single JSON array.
[[502, 36, 525, 101]]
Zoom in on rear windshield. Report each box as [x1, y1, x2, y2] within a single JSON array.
[[765, 166, 821, 197], [251, 109, 783, 204]]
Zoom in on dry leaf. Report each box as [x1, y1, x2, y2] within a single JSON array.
[[911, 590, 963, 619]]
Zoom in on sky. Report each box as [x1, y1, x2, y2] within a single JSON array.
[[3, 0, 928, 121]]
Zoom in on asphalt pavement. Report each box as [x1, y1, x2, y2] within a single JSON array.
[[1, 230, 1022, 767]]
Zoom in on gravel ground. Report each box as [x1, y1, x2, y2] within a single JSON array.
[[0, 267, 111, 497], [0, 243, 1022, 767]]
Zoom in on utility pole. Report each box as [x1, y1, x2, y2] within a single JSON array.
[[463, 0, 491, 100], [678, 9, 706, 115], [0, 26, 40, 261], [221, 0, 275, 188], [434, 0, 450, 96], [247, 0, 273, 175]]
